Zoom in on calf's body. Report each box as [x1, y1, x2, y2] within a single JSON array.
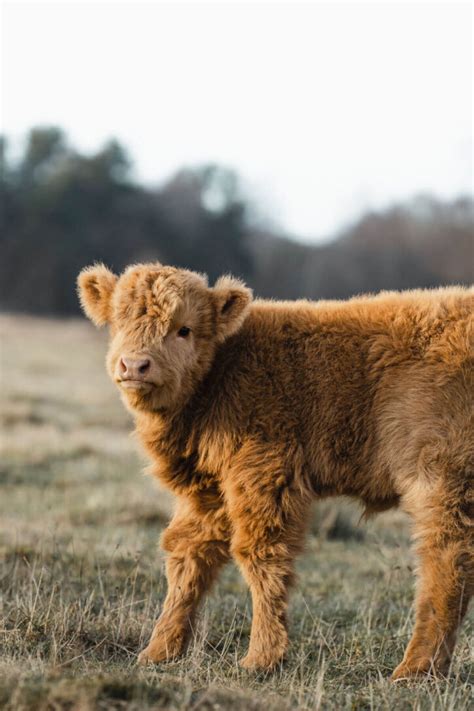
[[78, 263, 473, 679]]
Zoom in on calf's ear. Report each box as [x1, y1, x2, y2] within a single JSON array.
[[212, 275, 253, 342], [77, 264, 117, 326]]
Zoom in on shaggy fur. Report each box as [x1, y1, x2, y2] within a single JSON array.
[[77, 262, 473, 680]]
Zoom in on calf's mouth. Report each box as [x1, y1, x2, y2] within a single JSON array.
[[118, 379, 156, 391]]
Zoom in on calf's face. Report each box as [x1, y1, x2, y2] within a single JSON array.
[[77, 263, 252, 413]]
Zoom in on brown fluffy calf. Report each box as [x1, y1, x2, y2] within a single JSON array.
[[77, 262, 473, 680]]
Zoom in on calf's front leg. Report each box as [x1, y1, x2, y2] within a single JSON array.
[[233, 539, 298, 670], [138, 501, 230, 665], [227, 447, 311, 670]]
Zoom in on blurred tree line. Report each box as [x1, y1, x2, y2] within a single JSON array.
[[1, 127, 472, 315]]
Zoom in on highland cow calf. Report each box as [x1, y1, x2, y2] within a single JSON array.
[[78, 262, 473, 680]]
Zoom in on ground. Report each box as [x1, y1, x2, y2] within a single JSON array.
[[0, 314, 472, 711]]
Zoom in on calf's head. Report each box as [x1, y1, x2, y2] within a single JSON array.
[[77, 262, 252, 413]]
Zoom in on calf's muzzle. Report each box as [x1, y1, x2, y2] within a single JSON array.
[[119, 356, 151, 381]]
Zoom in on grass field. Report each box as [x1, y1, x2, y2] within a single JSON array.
[[1, 314, 472, 710]]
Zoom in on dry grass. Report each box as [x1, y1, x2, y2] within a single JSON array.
[[1, 314, 472, 710]]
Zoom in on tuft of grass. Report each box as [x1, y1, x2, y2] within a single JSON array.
[[1, 315, 473, 710]]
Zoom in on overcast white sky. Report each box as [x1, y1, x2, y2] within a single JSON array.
[[2, 1, 472, 242]]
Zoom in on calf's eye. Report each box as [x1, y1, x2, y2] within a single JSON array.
[[177, 326, 191, 338]]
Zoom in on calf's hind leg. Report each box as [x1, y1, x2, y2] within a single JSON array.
[[138, 499, 230, 665], [392, 483, 473, 680]]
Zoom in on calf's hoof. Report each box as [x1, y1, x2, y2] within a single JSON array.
[[391, 658, 447, 682], [239, 651, 284, 671], [137, 636, 185, 666]]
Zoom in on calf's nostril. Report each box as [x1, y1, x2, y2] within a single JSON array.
[[119, 356, 150, 379], [138, 360, 150, 374]]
